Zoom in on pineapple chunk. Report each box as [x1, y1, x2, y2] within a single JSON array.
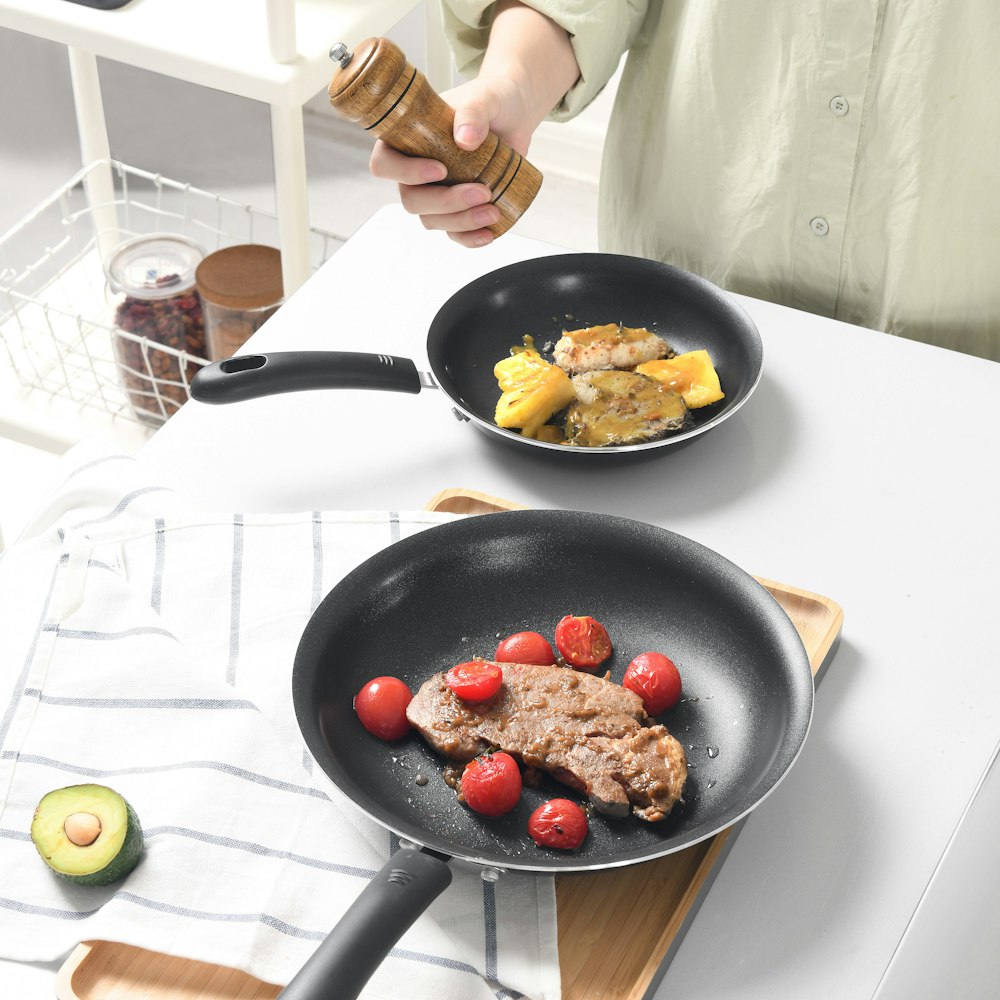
[[635, 350, 725, 408], [494, 350, 576, 438]]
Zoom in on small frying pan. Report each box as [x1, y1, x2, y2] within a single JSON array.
[[190, 254, 762, 456], [279, 509, 813, 997]]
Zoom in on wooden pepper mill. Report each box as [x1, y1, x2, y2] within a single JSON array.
[[328, 38, 543, 238]]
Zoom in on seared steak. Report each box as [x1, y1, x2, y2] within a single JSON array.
[[406, 662, 687, 822]]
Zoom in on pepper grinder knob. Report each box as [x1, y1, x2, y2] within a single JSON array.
[[327, 37, 543, 239], [329, 43, 352, 68]]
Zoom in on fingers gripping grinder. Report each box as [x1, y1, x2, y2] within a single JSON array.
[[328, 38, 543, 238]]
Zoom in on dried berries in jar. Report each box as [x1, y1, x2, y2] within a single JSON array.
[[106, 234, 207, 423]]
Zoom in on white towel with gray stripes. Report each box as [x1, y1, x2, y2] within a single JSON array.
[[0, 439, 558, 999]]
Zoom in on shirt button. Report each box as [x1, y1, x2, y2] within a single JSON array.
[[810, 216, 830, 236], [829, 95, 849, 116]]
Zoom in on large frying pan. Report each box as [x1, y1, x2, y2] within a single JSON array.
[[279, 509, 813, 998], [190, 253, 762, 456]]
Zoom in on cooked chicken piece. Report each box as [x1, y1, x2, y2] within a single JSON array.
[[552, 323, 672, 374], [406, 663, 687, 822], [566, 370, 690, 447]]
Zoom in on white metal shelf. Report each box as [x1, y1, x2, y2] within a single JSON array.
[[0, 0, 422, 105], [0, 0, 453, 295]]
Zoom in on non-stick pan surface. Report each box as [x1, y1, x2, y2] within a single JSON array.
[[425, 253, 763, 453], [293, 509, 813, 873]]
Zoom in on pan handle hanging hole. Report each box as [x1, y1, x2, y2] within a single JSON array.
[[219, 355, 266, 373]]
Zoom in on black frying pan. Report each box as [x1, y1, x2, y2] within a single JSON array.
[[190, 253, 763, 456], [279, 509, 813, 997]]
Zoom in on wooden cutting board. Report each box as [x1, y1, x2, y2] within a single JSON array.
[[57, 488, 843, 1000]]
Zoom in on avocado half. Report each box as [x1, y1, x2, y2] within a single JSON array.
[[31, 784, 143, 886]]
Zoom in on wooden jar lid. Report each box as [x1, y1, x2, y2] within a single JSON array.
[[195, 245, 283, 310]]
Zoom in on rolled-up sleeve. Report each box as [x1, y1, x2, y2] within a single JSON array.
[[441, 0, 648, 120]]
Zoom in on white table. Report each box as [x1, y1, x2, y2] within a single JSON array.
[[5, 205, 1000, 998], [0, 0, 452, 294]]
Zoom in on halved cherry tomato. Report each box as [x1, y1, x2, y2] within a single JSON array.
[[554, 614, 612, 670], [623, 651, 682, 714], [495, 631, 556, 665], [460, 752, 523, 816], [354, 676, 413, 740], [528, 798, 588, 850], [445, 660, 503, 702]]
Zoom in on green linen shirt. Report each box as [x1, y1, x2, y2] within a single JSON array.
[[442, 1, 1000, 361]]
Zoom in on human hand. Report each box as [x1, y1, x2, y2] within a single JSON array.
[[369, 74, 540, 249]]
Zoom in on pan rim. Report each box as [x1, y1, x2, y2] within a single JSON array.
[[293, 509, 814, 874]]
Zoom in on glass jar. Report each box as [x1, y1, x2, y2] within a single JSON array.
[[106, 234, 207, 423], [194, 244, 284, 361]]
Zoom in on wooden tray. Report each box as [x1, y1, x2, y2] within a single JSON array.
[[58, 489, 843, 1000]]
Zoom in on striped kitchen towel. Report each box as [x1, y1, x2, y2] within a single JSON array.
[[0, 437, 558, 999]]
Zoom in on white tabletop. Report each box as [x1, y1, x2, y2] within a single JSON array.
[[5, 204, 999, 998]]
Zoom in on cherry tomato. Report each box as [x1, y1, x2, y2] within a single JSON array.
[[495, 631, 556, 665], [460, 752, 523, 816], [528, 798, 588, 850], [354, 676, 413, 740], [623, 652, 682, 714], [554, 614, 613, 670], [445, 660, 503, 702]]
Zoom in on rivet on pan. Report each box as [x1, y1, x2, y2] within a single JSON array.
[[398, 838, 419, 851], [480, 866, 504, 882], [451, 408, 471, 423]]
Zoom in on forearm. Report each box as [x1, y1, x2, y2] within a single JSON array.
[[480, 1, 581, 130]]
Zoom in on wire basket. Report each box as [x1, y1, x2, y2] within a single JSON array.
[[0, 159, 340, 427]]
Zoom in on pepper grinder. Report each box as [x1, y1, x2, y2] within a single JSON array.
[[328, 38, 543, 239]]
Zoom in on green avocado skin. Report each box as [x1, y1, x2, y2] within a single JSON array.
[[38, 796, 144, 887]]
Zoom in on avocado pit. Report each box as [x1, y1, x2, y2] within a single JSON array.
[[64, 811, 102, 847]]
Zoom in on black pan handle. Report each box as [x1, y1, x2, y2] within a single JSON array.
[[277, 846, 453, 999], [190, 351, 423, 404]]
